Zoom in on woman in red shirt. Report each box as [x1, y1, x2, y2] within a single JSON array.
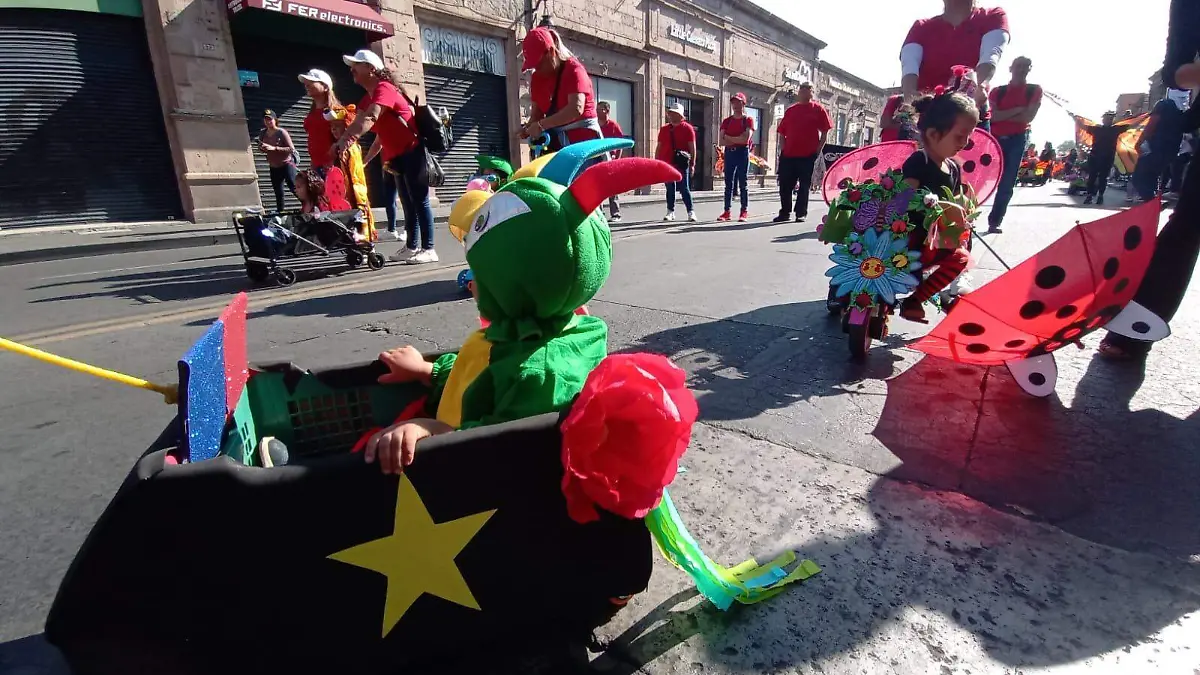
[[899, 0, 1010, 130], [656, 103, 697, 222], [335, 49, 437, 265], [718, 93, 754, 222], [297, 69, 340, 177], [519, 27, 602, 154]]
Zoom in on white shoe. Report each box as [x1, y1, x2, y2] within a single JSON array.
[[610, 214, 622, 223], [406, 248, 438, 265], [390, 230, 407, 243], [664, 212, 676, 222], [392, 247, 417, 262], [687, 212, 698, 222]]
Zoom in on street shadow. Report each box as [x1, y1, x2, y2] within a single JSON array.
[[246, 279, 461, 320], [30, 263, 253, 304], [772, 231, 819, 243]]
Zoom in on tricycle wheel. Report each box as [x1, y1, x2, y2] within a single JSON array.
[[246, 262, 270, 283], [274, 268, 297, 287], [848, 321, 872, 360], [869, 314, 888, 340], [367, 252, 386, 270], [346, 251, 364, 268], [826, 286, 844, 315]]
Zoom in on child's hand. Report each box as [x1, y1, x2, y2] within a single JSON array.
[[362, 419, 455, 474], [378, 346, 433, 385]]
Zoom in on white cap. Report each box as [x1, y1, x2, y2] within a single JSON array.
[[297, 68, 332, 89], [666, 102, 685, 115], [342, 49, 384, 71]]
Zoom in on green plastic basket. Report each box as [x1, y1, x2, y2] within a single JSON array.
[[219, 369, 424, 465]]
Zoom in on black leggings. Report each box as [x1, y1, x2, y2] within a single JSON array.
[[1086, 158, 1112, 197], [269, 164, 297, 212]]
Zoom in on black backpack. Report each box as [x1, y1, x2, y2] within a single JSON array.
[[403, 92, 452, 153]]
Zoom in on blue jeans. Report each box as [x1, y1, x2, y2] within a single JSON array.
[[989, 131, 1028, 229], [723, 146, 750, 211], [389, 151, 435, 250], [1133, 149, 1169, 200], [382, 163, 405, 232], [666, 171, 693, 213]]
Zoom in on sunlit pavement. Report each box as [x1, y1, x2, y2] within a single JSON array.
[[0, 183, 1197, 673]]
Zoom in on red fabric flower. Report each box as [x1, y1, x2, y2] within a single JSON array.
[[560, 354, 698, 524], [891, 219, 908, 234], [855, 293, 872, 308], [848, 189, 863, 202]]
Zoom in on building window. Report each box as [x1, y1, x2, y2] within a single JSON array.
[[592, 76, 634, 139], [835, 112, 847, 145], [745, 106, 763, 151]]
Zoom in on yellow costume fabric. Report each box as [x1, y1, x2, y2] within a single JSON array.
[[433, 330, 493, 428], [340, 143, 376, 240]]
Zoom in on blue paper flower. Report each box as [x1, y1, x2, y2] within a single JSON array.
[[825, 228, 924, 305]]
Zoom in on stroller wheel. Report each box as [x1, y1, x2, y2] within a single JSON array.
[[274, 268, 297, 287], [246, 262, 270, 283], [346, 251, 364, 268], [367, 252, 386, 270]]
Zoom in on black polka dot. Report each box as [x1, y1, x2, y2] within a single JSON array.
[[1004, 339, 1026, 349], [1124, 226, 1142, 251], [963, 160, 977, 173], [863, 157, 880, 170], [1035, 266, 1066, 289], [1028, 372, 1047, 387], [839, 178, 853, 189], [1114, 278, 1130, 294], [1102, 257, 1120, 280], [1056, 305, 1078, 319], [1019, 300, 1045, 320], [980, 153, 994, 167], [965, 138, 976, 151], [966, 343, 990, 354], [959, 322, 986, 336], [1132, 321, 1150, 334]]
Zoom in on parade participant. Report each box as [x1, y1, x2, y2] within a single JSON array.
[[325, 104, 376, 241], [257, 110, 297, 212], [718, 93, 754, 223], [900, 0, 1009, 129], [897, 92, 979, 323], [879, 94, 904, 143], [1100, 0, 1200, 360], [985, 56, 1042, 234], [297, 69, 339, 177], [657, 103, 697, 222], [336, 48, 437, 264], [475, 154, 513, 189], [774, 82, 831, 223], [1082, 112, 1122, 205], [359, 140, 680, 472], [520, 27, 602, 153], [597, 101, 625, 221], [1132, 89, 1190, 201]]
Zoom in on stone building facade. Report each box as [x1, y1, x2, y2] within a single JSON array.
[[0, 0, 885, 226]]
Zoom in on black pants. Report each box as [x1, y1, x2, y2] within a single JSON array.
[[778, 154, 817, 217], [1086, 157, 1112, 198], [269, 164, 297, 212]]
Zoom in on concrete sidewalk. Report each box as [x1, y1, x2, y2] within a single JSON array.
[[0, 188, 785, 265]]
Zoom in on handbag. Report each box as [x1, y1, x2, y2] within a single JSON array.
[[416, 145, 445, 188], [669, 125, 691, 176]]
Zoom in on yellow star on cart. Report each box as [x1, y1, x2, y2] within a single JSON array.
[[329, 475, 496, 637]]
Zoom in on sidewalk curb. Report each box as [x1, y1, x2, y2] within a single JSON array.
[[1, 192, 787, 265]]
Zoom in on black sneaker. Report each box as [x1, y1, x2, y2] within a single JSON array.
[[1083, 195, 1094, 205], [987, 225, 1002, 234], [1096, 195, 1104, 206], [772, 213, 791, 223]]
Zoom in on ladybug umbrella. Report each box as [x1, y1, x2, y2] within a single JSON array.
[[911, 201, 1168, 397]]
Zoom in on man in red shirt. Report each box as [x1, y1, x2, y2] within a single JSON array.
[[774, 83, 831, 223], [656, 103, 697, 222], [597, 100, 624, 222], [985, 56, 1042, 233], [719, 92, 755, 222], [900, 0, 1010, 129]]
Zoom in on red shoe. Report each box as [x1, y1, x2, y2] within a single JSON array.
[[716, 211, 732, 222], [738, 210, 749, 222]]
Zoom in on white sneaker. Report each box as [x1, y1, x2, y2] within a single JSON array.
[[406, 248, 439, 265], [390, 230, 407, 243], [687, 212, 698, 222], [610, 214, 622, 223], [664, 212, 676, 222], [392, 247, 417, 262]]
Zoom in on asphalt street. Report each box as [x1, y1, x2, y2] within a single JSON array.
[[0, 187, 1198, 674]]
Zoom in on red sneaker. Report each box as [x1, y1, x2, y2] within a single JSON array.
[[716, 211, 732, 222], [738, 210, 749, 222]]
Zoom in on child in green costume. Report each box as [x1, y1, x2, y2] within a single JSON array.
[[361, 139, 680, 474]]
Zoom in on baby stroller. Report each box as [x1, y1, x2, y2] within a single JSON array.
[[233, 209, 386, 286]]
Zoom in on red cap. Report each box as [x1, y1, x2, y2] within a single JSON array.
[[522, 27, 555, 71], [731, 92, 747, 104]]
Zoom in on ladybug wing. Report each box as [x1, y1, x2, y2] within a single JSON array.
[[821, 141, 917, 204], [1075, 200, 1161, 330], [953, 128, 1004, 204]]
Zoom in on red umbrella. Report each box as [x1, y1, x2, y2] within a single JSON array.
[[912, 201, 1169, 396]]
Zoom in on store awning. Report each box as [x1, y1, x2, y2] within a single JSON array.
[[227, 0, 394, 37]]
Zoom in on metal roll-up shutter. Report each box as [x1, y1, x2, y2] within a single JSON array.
[[231, 35, 373, 211], [0, 9, 182, 228], [422, 66, 509, 205]]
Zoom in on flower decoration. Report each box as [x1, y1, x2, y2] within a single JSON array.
[[854, 293, 872, 308], [890, 219, 908, 234], [880, 175, 895, 190], [848, 189, 863, 202], [848, 241, 863, 255], [825, 227, 924, 306], [891, 252, 910, 269], [923, 193, 939, 208]]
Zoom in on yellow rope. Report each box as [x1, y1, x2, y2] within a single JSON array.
[[0, 337, 177, 404]]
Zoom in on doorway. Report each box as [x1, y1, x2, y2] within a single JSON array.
[[666, 94, 710, 190]]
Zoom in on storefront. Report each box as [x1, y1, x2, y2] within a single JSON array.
[[592, 75, 636, 141], [665, 93, 712, 189], [0, 3, 181, 228], [419, 23, 510, 205], [227, 2, 391, 210]]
